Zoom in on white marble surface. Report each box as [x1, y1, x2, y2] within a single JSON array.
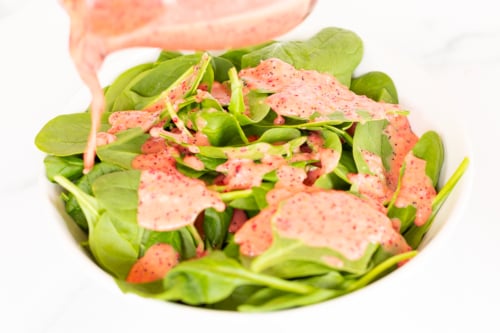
[[1, 0, 499, 332]]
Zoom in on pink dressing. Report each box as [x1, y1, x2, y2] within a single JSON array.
[[107, 110, 160, 134], [384, 114, 419, 191], [235, 190, 412, 263], [60, 0, 315, 172], [348, 149, 392, 210], [137, 169, 225, 231], [234, 206, 276, 256], [126, 242, 179, 283], [239, 58, 401, 123], [216, 158, 284, 191], [395, 152, 436, 226]]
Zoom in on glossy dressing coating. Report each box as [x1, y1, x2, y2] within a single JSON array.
[[239, 58, 401, 123]]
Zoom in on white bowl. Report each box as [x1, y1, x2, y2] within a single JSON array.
[[40, 7, 473, 329]]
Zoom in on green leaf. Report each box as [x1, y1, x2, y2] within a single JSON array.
[[89, 212, 140, 279], [156, 50, 183, 63], [43, 155, 83, 182], [250, 231, 379, 276], [96, 128, 149, 169], [104, 62, 153, 112], [352, 119, 392, 173], [241, 27, 363, 86], [388, 205, 417, 234], [194, 109, 248, 146], [117, 251, 317, 304], [64, 162, 124, 230], [238, 287, 338, 312], [411, 131, 444, 187], [219, 41, 274, 70], [92, 169, 141, 226], [211, 56, 235, 82], [53, 175, 100, 231], [131, 54, 202, 97], [350, 71, 399, 103], [138, 230, 183, 257], [35, 112, 110, 156]]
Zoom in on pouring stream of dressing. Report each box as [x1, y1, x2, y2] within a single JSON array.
[[60, 0, 317, 172]]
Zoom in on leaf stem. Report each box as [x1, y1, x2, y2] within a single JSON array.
[[346, 250, 418, 292]]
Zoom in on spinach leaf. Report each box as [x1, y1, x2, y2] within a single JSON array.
[[104, 62, 153, 112], [238, 288, 338, 312], [412, 131, 444, 187], [241, 27, 363, 86], [35, 112, 110, 156], [118, 251, 316, 305], [350, 71, 399, 104], [89, 212, 140, 279], [250, 231, 379, 276], [43, 155, 83, 182], [131, 54, 202, 97], [219, 41, 274, 70], [65, 162, 124, 230], [53, 175, 100, 230], [352, 119, 392, 173], [156, 50, 183, 63], [203, 207, 233, 250], [140, 230, 183, 256], [211, 56, 235, 82], [96, 128, 149, 169], [193, 109, 248, 146], [91, 169, 141, 226], [54, 175, 139, 279]]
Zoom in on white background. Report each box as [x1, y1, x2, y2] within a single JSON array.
[[1, 0, 499, 332]]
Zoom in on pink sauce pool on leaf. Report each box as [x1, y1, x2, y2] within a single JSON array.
[[235, 190, 412, 261], [394, 152, 436, 226], [239, 58, 401, 122], [137, 169, 225, 231], [107, 110, 160, 134], [384, 114, 419, 191], [126, 242, 179, 284]]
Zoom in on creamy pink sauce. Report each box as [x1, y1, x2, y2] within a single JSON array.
[[235, 190, 412, 263], [348, 150, 392, 211], [384, 114, 419, 190], [60, 0, 315, 173], [137, 169, 225, 231], [107, 110, 160, 134], [239, 58, 401, 123], [216, 158, 278, 191], [126, 242, 179, 283], [395, 152, 436, 226]]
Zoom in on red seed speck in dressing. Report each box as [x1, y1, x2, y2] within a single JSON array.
[[107, 110, 160, 134], [384, 114, 419, 190]]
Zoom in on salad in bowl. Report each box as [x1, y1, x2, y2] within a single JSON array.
[[35, 27, 469, 312]]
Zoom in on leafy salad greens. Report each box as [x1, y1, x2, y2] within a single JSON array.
[[35, 27, 468, 312]]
